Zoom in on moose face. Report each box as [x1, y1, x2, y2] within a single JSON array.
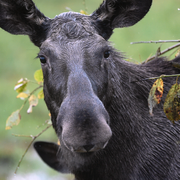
[[40, 13, 112, 154], [0, 0, 152, 173]]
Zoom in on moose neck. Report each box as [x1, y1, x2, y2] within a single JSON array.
[[107, 55, 151, 127]]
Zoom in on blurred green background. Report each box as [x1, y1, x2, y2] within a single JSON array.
[[0, 0, 179, 179]]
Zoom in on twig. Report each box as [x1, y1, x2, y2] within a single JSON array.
[[132, 74, 180, 83], [12, 134, 33, 138], [176, 76, 179, 84], [19, 85, 43, 111], [168, 47, 180, 59], [82, 0, 88, 13], [14, 124, 52, 174], [131, 40, 180, 44], [28, 80, 42, 85], [142, 43, 180, 64]]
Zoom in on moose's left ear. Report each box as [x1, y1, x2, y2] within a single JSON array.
[[0, 0, 50, 46], [91, 0, 152, 39], [34, 141, 70, 173]]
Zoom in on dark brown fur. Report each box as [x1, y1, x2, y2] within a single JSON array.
[[0, 0, 180, 179]]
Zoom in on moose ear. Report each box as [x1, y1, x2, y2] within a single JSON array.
[[34, 141, 70, 173], [91, 0, 152, 39], [0, 0, 50, 46]]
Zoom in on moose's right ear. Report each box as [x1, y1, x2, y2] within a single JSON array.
[[92, 0, 152, 40], [0, 0, 50, 47]]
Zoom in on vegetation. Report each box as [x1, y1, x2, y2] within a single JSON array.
[[0, 0, 180, 179]]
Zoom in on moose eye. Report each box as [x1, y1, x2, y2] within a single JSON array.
[[39, 55, 47, 64], [104, 50, 111, 59]]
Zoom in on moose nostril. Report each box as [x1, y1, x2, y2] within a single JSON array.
[[83, 144, 95, 152]]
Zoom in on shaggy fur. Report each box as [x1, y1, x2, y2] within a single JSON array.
[[1, 0, 180, 179]]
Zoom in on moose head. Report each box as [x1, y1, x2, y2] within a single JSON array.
[[0, 0, 154, 177]]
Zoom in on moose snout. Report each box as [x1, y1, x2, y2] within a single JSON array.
[[58, 95, 112, 154], [62, 123, 112, 153], [61, 110, 112, 153], [56, 70, 112, 153]]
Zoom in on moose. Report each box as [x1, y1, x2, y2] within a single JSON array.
[[1, 0, 180, 179]]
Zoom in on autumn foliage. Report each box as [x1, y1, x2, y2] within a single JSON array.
[[6, 69, 45, 130], [148, 75, 180, 123]]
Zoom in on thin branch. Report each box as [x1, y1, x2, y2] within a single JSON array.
[[28, 80, 42, 85], [131, 40, 180, 44], [142, 43, 180, 64], [14, 124, 52, 174], [147, 74, 180, 80], [176, 76, 179, 84], [12, 134, 33, 138], [132, 74, 180, 83], [167, 47, 180, 59], [82, 0, 88, 13], [19, 85, 43, 111]]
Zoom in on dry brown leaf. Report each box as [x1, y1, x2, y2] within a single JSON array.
[[148, 78, 164, 115]]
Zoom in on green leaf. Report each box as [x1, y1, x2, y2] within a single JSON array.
[[14, 78, 29, 93], [38, 89, 44, 99], [164, 83, 180, 123], [34, 69, 43, 84], [6, 110, 21, 130], [148, 78, 164, 115], [27, 95, 38, 114]]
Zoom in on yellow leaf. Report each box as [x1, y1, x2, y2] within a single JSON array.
[[27, 95, 38, 114], [175, 50, 180, 57], [80, 10, 88, 15], [6, 126, 11, 130], [57, 139, 61, 145], [14, 78, 29, 93], [6, 110, 21, 130], [17, 92, 29, 99], [34, 69, 43, 84], [38, 89, 44, 99], [163, 83, 180, 123], [29, 95, 38, 105], [148, 78, 164, 115]]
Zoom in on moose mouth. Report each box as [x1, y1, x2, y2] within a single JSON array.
[[63, 138, 109, 153], [73, 141, 109, 153]]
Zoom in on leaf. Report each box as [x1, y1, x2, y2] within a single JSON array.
[[175, 49, 180, 57], [148, 78, 164, 115], [57, 139, 61, 145], [38, 89, 44, 99], [27, 95, 38, 114], [46, 113, 52, 125], [14, 78, 29, 93], [6, 110, 21, 130], [34, 69, 43, 84], [17, 92, 29, 99], [163, 83, 180, 123], [80, 10, 88, 15], [46, 119, 52, 125]]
